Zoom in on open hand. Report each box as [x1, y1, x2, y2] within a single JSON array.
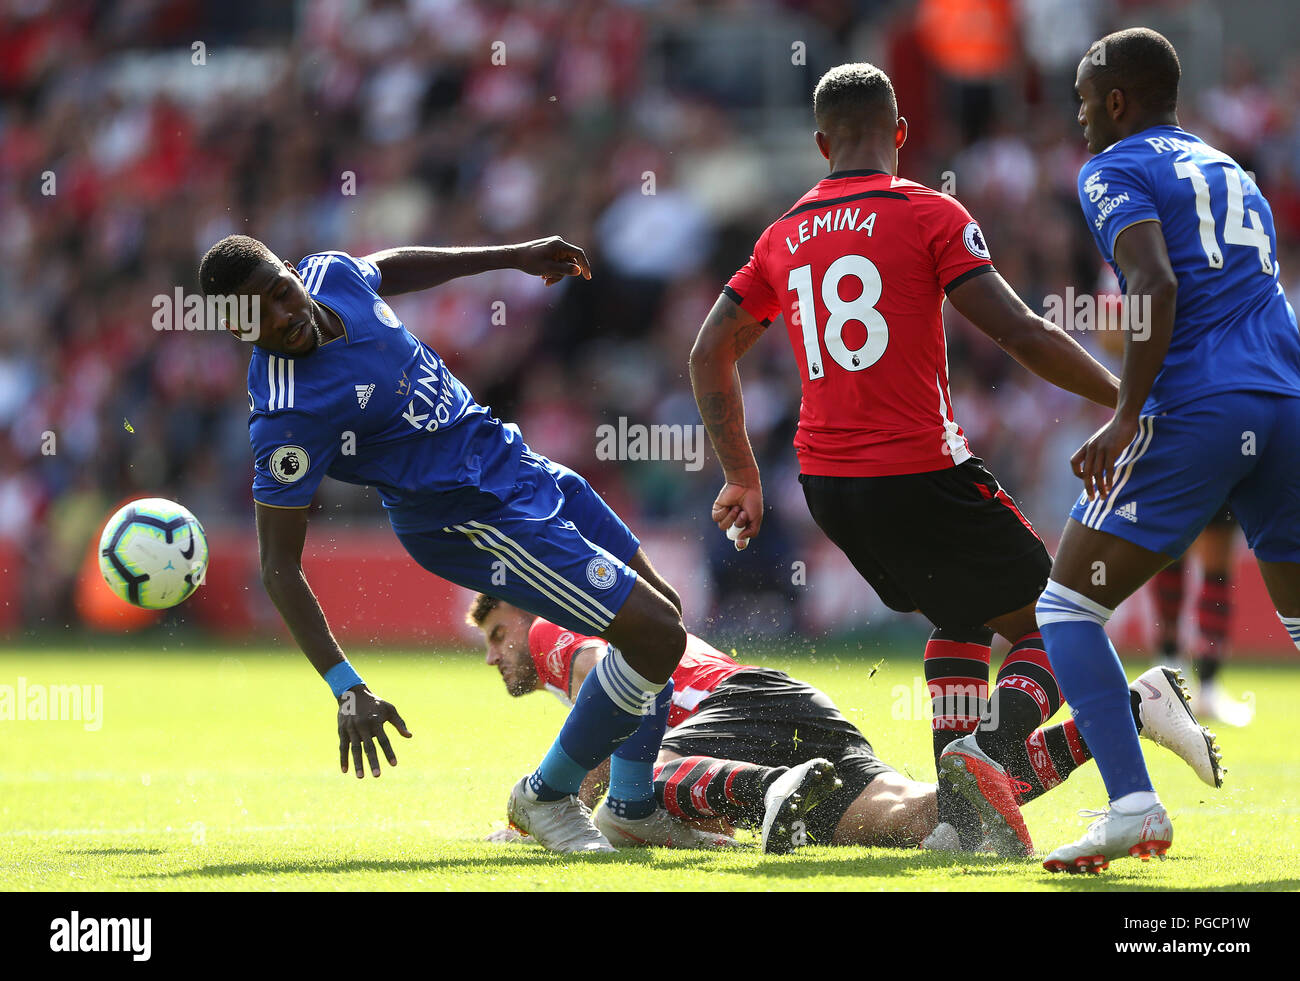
[[337, 687, 412, 778]]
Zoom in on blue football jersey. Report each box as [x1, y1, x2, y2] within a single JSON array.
[[247, 251, 523, 530], [1078, 125, 1300, 414]]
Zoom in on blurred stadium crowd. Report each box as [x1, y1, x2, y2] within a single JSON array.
[[3, 0, 1299, 633]]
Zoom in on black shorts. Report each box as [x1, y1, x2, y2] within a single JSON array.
[[658, 668, 895, 844], [800, 458, 1052, 630]]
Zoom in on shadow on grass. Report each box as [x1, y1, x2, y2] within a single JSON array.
[[124, 846, 1300, 890]]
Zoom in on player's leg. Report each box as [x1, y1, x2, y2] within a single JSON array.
[[1011, 665, 1223, 802], [1192, 515, 1253, 725], [649, 749, 737, 835], [625, 549, 682, 617], [921, 626, 991, 848], [540, 457, 707, 838], [948, 600, 1066, 849], [830, 771, 937, 848], [1038, 522, 1181, 872], [592, 680, 744, 850], [1152, 557, 1187, 665], [396, 461, 685, 851], [875, 460, 1054, 856], [1260, 562, 1300, 669], [802, 464, 1049, 851], [1038, 397, 1265, 871], [654, 669, 868, 852]]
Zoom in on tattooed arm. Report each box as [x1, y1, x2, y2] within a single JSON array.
[[689, 293, 769, 547]]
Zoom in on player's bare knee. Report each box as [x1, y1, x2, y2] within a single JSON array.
[[606, 589, 686, 682]]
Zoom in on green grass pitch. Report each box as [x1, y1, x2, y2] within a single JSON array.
[[2, 643, 1297, 891]]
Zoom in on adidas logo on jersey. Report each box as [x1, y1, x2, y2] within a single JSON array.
[[1115, 501, 1138, 523], [355, 383, 375, 409]]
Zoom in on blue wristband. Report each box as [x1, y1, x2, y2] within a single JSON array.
[[324, 661, 364, 698]]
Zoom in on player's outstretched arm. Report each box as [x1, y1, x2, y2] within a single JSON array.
[[362, 237, 591, 296], [255, 503, 412, 777], [948, 269, 1120, 409], [1070, 220, 1178, 499], [689, 293, 768, 548]]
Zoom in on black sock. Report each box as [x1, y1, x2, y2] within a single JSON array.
[[925, 626, 992, 847], [976, 631, 1063, 781]]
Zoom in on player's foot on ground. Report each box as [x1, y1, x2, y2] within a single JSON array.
[[1043, 802, 1172, 874], [506, 778, 614, 854], [1132, 666, 1224, 787], [594, 806, 744, 849], [938, 734, 1033, 858], [1193, 679, 1255, 728], [761, 758, 842, 855]]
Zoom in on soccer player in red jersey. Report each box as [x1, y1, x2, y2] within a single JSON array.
[[690, 63, 1122, 856], [468, 596, 1221, 854]]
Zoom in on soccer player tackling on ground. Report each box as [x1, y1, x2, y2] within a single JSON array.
[[470, 597, 1222, 852], [1036, 28, 1300, 872], [690, 63, 1122, 856], [199, 234, 698, 853]]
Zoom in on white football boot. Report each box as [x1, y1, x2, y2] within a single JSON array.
[[506, 778, 615, 854], [761, 758, 843, 854], [595, 805, 745, 849], [1043, 801, 1172, 873], [1131, 666, 1224, 787]]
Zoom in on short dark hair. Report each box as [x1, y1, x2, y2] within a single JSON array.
[[813, 62, 898, 135], [465, 593, 502, 628], [1086, 28, 1181, 114], [198, 234, 277, 297]]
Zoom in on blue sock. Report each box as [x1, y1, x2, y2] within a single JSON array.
[[606, 680, 673, 819], [528, 645, 666, 801], [1037, 581, 1153, 800]]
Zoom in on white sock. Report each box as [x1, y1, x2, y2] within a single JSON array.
[[1111, 790, 1160, 813], [1278, 613, 1300, 651]]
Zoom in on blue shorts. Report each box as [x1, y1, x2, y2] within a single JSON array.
[[392, 450, 641, 633], [1070, 391, 1300, 561]]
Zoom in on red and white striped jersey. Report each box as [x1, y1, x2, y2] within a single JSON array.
[[527, 618, 756, 728], [725, 170, 994, 477]]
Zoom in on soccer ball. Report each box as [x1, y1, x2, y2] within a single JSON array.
[[98, 498, 209, 610]]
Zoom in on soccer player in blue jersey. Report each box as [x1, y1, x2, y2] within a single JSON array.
[[1030, 28, 1300, 872], [197, 234, 700, 854]]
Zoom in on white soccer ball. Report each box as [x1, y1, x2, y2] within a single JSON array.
[[98, 498, 209, 610]]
